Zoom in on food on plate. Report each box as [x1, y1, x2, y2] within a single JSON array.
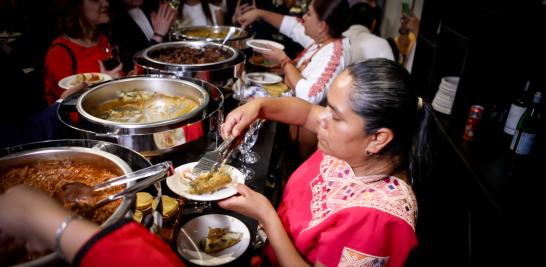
[[186, 169, 232, 195], [150, 45, 229, 64], [199, 227, 242, 254], [69, 73, 104, 87], [249, 55, 279, 68], [0, 160, 122, 265], [263, 83, 289, 97], [90, 89, 199, 123]]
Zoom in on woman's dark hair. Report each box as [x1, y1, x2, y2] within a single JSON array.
[[346, 2, 376, 30], [54, 0, 109, 39], [312, 0, 350, 38], [347, 58, 433, 182]]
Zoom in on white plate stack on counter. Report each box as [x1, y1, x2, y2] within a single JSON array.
[[432, 76, 459, 115]]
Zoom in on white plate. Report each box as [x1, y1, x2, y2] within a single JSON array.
[[247, 39, 285, 52], [177, 214, 250, 266], [58, 73, 112, 90], [244, 72, 283, 85], [166, 162, 245, 201]]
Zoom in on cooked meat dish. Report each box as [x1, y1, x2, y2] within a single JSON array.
[[189, 169, 232, 195], [151, 46, 228, 64], [90, 89, 199, 123], [0, 160, 123, 265]]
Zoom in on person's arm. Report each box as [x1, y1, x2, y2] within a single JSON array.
[[220, 97, 324, 138], [0, 185, 186, 267], [218, 184, 310, 267], [0, 185, 99, 263], [237, 8, 284, 29]]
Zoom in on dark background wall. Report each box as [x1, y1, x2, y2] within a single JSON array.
[[408, 1, 545, 266]]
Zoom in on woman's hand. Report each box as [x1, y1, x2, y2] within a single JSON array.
[[217, 183, 275, 223], [152, 3, 177, 38], [98, 60, 123, 78], [260, 45, 289, 65], [220, 99, 263, 138], [59, 82, 87, 100], [233, 0, 256, 25], [237, 8, 261, 29], [0, 185, 70, 253]]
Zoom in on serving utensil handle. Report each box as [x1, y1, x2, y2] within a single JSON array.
[[92, 161, 174, 190]]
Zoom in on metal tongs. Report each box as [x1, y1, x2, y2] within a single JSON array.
[[192, 134, 244, 176]]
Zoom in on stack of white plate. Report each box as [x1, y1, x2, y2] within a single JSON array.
[[432, 76, 459, 114]]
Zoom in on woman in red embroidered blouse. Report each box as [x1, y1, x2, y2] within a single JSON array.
[[237, 0, 351, 105], [43, 0, 123, 104], [218, 59, 433, 267]]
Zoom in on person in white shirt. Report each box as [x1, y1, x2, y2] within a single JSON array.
[[343, 2, 394, 64], [237, 0, 351, 162], [237, 0, 351, 105], [177, 0, 223, 27]]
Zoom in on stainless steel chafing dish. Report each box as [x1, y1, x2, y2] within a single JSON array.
[[58, 76, 224, 157], [134, 41, 245, 88], [171, 25, 253, 50], [0, 139, 151, 267]]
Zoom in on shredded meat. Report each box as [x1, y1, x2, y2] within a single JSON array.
[[0, 160, 123, 265], [151, 46, 228, 64]]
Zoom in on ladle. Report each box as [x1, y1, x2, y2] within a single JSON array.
[[221, 27, 237, 47]]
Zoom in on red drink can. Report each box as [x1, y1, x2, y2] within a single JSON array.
[[463, 105, 485, 141]]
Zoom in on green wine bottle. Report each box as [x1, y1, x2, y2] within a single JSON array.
[[510, 91, 542, 155]]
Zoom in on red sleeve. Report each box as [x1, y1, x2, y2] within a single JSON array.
[[75, 219, 185, 267], [43, 44, 74, 104], [313, 208, 417, 267]]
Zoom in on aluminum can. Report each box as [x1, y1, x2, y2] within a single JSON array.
[[463, 105, 485, 141]]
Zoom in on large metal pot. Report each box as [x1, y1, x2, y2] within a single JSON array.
[[58, 76, 224, 157], [134, 41, 245, 88], [0, 139, 151, 267], [76, 76, 209, 131], [171, 25, 253, 50]]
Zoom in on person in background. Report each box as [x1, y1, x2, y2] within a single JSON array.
[[237, 0, 350, 105], [175, 0, 224, 27], [343, 2, 394, 64], [395, 11, 419, 68], [219, 59, 432, 266], [400, 13, 419, 72], [347, 0, 383, 36], [43, 0, 123, 105], [110, 0, 176, 74], [0, 185, 185, 267], [237, 0, 351, 162]]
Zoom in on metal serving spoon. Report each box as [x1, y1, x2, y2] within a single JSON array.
[[60, 161, 174, 207], [221, 27, 237, 47]]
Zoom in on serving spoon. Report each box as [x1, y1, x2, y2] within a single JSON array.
[[60, 161, 174, 208], [221, 27, 237, 47]]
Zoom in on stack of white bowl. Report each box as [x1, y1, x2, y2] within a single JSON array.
[[432, 76, 459, 114]]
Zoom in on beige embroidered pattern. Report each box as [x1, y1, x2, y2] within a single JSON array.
[[307, 155, 417, 230], [338, 247, 389, 267]]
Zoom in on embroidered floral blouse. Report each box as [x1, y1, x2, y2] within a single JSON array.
[[279, 16, 351, 104], [267, 150, 418, 267]]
